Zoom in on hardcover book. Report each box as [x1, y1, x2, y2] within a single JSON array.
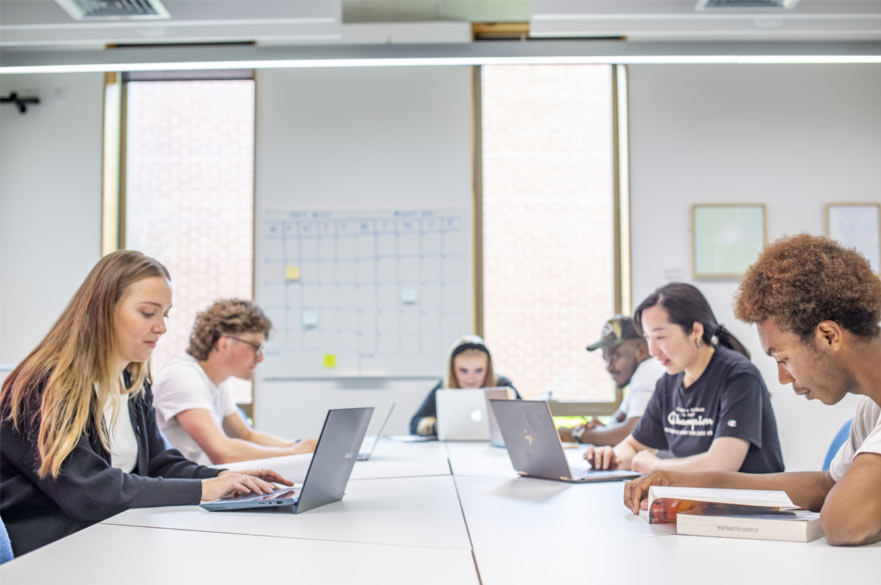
[[676, 510, 822, 542], [645, 486, 799, 524]]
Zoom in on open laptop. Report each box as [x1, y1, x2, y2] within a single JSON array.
[[201, 407, 373, 513], [436, 387, 513, 441], [357, 402, 395, 461], [490, 399, 641, 483], [487, 390, 514, 448]]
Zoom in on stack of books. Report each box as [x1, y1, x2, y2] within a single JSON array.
[[641, 486, 822, 542]]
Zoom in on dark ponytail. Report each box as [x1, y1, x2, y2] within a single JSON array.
[[634, 283, 750, 359]]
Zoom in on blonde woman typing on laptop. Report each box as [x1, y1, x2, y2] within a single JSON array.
[[409, 335, 520, 436], [584, 283, 784, 476], [153, 299, 317, 465], [0, 252, 287, 557]]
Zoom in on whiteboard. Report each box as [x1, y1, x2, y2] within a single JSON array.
[[257, 208, 469, 377]]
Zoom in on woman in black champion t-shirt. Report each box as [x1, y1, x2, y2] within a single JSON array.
[[584, 283, 784, 475]]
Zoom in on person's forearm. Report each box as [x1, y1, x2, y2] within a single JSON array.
[[247, 430, 296, 448], [613, 439, 639, 469], [648, 437, 749, 475], [210, 438, 299, 464], [820, 454, 881, 545], [651, 452, 737, 474], [582, 420, 637, 447], [674, 470, 833, 511]]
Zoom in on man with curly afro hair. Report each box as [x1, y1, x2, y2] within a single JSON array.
[[621, 234, 881, 546], [153, 299, 316, 465]]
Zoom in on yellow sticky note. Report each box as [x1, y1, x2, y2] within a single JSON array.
[[285, 265, 300, 281], [323, 354, 337, 368]]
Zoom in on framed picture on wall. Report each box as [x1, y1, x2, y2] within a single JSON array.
[[692, 203, 766, 279], [826, 203, 881, 274]]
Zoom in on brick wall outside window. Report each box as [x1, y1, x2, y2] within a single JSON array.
[[481, 65, 617, 402], [125, 79, 255, 403]]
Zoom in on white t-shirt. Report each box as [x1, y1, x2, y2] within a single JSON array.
[[829, 396, 881, 482], [102, 390, 138, 472], [153, 354, 238, 465], [614, 357, 666, 420]]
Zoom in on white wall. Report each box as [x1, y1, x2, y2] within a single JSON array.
[[253, 67, 474, 437], [628, 64, 881, 470], [0, 73, 103, 367]]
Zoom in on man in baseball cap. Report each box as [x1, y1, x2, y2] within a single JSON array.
[[559, 316, 665, 445]]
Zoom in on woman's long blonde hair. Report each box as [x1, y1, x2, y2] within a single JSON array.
[[0, 251, 170, 478], [444, 334, 495, 389]]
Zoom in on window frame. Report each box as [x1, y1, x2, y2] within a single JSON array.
[[473, 64, 632, 415], [102, 69, 258, 411]]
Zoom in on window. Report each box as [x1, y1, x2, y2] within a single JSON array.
[[122, 74, 256, 403], [479, 64, 624, 403]]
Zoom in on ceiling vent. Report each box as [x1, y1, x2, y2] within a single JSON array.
[[55, 0, 170, 20], [696, 0, 800, 8]]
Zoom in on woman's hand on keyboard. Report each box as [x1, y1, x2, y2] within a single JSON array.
[[202, 468, 292, 501]]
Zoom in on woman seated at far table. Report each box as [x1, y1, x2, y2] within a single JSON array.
[[585, 283, 784, 475], [409, 335, 519, 436]]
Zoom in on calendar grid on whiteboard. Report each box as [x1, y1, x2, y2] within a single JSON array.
[[259, 208, 467, 377]]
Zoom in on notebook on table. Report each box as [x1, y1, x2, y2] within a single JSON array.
[[490, 399, 641, 483], [200, 407, 373, 513], [436, 387, 513, 441]]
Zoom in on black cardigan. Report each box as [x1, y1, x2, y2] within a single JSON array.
[[409, 376, 519, 435], [0, 377, 220, 556]]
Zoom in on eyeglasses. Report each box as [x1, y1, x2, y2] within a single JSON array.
[[225, 335, 264, 356]]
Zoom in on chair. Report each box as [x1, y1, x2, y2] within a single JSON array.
[[0, 515, 14, 564], [237, 405, 254, 428], [822, 418, 853, 471]]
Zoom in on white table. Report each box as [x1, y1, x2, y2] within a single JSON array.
[[102, 475, 471, 551], [449, 446, 881, 585], [219, 438, 450, 481], [5, 440, 880, 585], [0, 524, 480, 585], [455, 474, 673, 584], [350, 438, 451, 480]]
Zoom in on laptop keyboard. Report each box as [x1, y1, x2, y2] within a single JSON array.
[[222, 487, 300, 503], [571, 468, 592, 480]]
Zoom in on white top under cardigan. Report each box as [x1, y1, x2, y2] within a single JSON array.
[[99, 383, 139, 472]]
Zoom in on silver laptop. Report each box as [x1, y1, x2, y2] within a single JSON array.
[[357, 402, 395, 461], [436, 387, 513, 441], [490, 400, 641, 483], [201, 407, 373, 513]]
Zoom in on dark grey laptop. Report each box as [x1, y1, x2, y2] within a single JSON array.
[[490, 400, 641, 483], [201, 407, 373, 513]]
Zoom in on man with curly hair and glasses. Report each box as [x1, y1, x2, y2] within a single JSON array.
[[622, 234, 881, 546], [153, 299, 316, 465]]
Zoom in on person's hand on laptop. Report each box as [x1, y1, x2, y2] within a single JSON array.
[[583, 445, 620, 470], [202, 468, 293, 501]]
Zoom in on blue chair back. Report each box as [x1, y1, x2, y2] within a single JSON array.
[[0, 515, 13, 564], [822, 418, 853, 471], [237, 405, 254, 428]]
